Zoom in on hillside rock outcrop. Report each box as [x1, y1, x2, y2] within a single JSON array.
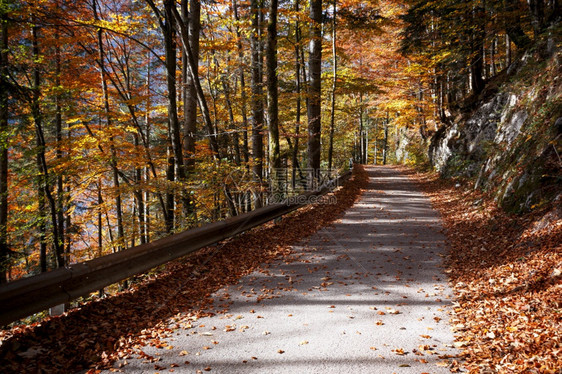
[[429, 42, 561, 212]]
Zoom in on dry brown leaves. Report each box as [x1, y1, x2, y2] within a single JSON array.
[[408, 167, 561, 373], [0, 165, 369, 373]]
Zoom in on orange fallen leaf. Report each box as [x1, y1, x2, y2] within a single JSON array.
[[393, 348, 406, 355]]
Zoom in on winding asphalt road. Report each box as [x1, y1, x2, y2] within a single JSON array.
[[108, 165, 459, 373]]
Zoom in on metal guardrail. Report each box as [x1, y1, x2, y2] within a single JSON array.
[[0, 171, 351, 326]]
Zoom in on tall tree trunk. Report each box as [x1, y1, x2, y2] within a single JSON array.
[[0, 11, 9, 283], [359, 98, 364, 164], [97, 181, 103, 258], [490, 36, 496, 76], [547, 0, 560, 24], [364, 125, 369, 164], [32, 25, 65, 268], [144, 59, 153, 238], [94, 1, 125, 253], [232, 0, 250, 165], [165, 142, 175, 232], [37, 185, 47, 272], [134, 133, 146, 244], [469, 3, 485, 95], [266, 0, 280, 199], [307, 0, 322, 178], [250, 0, 264, 206], [182, 0, 200, 170], [163, 0, 189, 230], [146, 0, 219, 159], [505, 33, 511, 66], [292, 0, 305, 188], [328, 0, 337, 174], [373, 119, 378, 165], [503, 0, 532, 48], [528, 0, 545, 37], [383, 112, 389, 165], [221, 72, 241, 165], [54, 28, 66, 264], [159, 1, 220, 158]]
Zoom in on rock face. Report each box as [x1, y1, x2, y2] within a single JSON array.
[[428, 45, 562, 212]]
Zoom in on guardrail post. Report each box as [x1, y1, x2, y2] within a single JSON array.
[[49, 304, 65, 317]]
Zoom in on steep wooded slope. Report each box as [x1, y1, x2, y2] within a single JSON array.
[[429, 27, 561, 212]]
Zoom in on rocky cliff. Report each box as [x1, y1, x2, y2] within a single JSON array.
[[429, 33, 561, 212]]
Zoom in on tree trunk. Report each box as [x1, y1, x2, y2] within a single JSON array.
[[94, 1, 125, 253], [164, 0, 190, 229], [373, 119, 378, 165], [505, 33, 511, 66], [32, 25, 65, 268], [54, 28, 66, 265], [182, 0, 200, 169], [221, 71, 241, 165], [383, 113, 389, 165], [358, 93, 365, 164], [134, 133, 146, 244], [307, 0, 322, 177], [37, 185, 47, 273], [0, 12, 9, 283], [328, 0, 337, 174], [547, 0, 560, 24], [97, 181, 103, 258], [528, 0, 545, 37], [266, 0, 281, 199], [250, 0, 264, 206], [292, 0, 305, 189], [162, 1, 221, 158], [490, 36, 496, 76], [364, 125, 369, 164], [503, 0, 532, 48], [232, 0, 250, 165], [470, 4, 485, 95]]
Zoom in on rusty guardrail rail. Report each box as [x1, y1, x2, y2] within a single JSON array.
[[0, 171, 351, 326]]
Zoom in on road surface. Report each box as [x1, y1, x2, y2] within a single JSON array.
[[107, 165, 459, 373]]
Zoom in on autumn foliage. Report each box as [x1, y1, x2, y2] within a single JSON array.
[[1, 0, 560, 372]]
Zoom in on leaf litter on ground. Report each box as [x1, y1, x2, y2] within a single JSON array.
[[407, 167, 561, 373], [0, 166, 369, 373]]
